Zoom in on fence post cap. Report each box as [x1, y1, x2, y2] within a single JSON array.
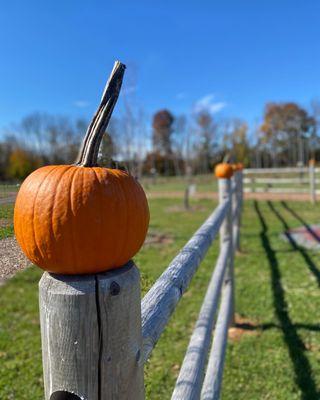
[[215, 163, 234, 179]]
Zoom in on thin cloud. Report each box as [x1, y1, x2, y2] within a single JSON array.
[[73, 100, 90, 108], [176, 92, 187, 100], [193, 94, 227, 114]]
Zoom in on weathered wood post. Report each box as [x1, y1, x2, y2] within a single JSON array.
[[39, 261, 144, 400], [309, 160, 316, 204], [184, 186, 190, 210], [251, 176, 255, 193], [218, 173, 235, 326], [232, 171, 241, 253], [236, 168, 243, 252]]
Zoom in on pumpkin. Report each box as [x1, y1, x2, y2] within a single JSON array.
[[232, 163, 243, 171], [236, 162, 244, 170], [215, 163, 233, 179], [14, 62, 149, 275]]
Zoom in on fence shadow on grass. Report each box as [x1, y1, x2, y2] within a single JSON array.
[[254, 201, 319, 399], [267, 201, 320, 287], [234, 321, 320, 333], [281, 201, 320, 243]]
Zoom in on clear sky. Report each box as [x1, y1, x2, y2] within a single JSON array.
[[0, 0, 319, 134]]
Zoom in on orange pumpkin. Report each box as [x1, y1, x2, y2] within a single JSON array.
[[232, 162, 243, 171], [231, 164, 238, 171], [215, 163, 234, 179], [14, 62, 149, 275]]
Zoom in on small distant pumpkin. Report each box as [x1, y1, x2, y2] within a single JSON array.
[[215, 163, 234, 179], [14, 62, 149, 275], [232, 163, 243, 171]]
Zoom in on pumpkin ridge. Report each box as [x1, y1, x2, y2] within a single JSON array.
[[135, 179, 149, 248], [91, 167, 104, 268], [31, 166, 61, 263], [48, 165, 74, 269], [129, 176, 144, 252], [69, 166, 82, 273], [115, 171, 130, 265]]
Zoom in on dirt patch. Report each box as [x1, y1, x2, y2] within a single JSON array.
[[165, 205, 207, 213], [228, 314, 261, 341], [147, 191, 312, 202], [0, 218, 10, 228], [0, 196, 16, 205], [0, 237, 30, 285], [144, 230, 174, 247]]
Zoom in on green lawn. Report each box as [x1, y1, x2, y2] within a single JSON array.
[[141, 174, 217, 193], [0, 204, 14, 239], [1, 198, 320, 399]]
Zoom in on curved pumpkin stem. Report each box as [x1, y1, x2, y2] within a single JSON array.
[[76, 61, 126, 167]]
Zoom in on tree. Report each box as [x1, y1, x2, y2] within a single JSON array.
[[151, 109, 175, 175], [98, 132, 116, 167], [7, 148, 41, 180], [194, 111, 216, 173], [152, 110, 174, 155], [222, 119, 250, 165], [260, 103, 315, 166]]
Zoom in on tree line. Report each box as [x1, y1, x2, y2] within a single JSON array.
[[0, 100, 320, 181]]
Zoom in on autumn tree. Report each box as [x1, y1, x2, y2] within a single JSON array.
[[260, 103, 315, 166], [151, 109, 176, 175], [7, 148, 41, 180], [152, 110, 174, 155]]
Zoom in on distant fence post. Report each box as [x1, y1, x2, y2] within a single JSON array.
[[233, 170, 243, 252], [218, 176, 235, 325], [39, 261, 144, 400], [309, 161, 316, 204]]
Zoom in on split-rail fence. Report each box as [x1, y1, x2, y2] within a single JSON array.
[[39, 169, 243, 400]]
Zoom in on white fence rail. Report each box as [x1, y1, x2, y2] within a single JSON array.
[[39, 169, 244, 400], [243, 165, 317, 203]]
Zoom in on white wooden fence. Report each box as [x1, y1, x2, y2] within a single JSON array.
[[39, 169, 243, 400], [243, 165, 317, 203]]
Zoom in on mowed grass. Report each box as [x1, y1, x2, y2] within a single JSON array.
[[141, 174, 217, 193], [1, 198, 320, 399], [0, 204, 14, 239]]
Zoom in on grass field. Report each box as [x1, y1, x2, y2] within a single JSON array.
[[1, 198, 320, 399], [0, 204, 13, 239]]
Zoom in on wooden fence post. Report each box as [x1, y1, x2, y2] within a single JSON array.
[[309, 161, 316, 204], [39, 261, 144, 400], [251, 176, 255, 193], [218, 177, 235, 325], [232, 171, 242, 253]]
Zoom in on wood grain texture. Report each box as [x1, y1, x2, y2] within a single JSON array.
[[141, 200, 230, 363], [98, 262, 144, 399], [232, 172, 241, 252], [218, 179, 234, 326], [200, 280, 232, 400], [39, 261, 144, 400], [171, 242, 230, 400]]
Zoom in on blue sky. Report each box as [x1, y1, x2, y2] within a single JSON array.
[[0, 0, 319, 136]]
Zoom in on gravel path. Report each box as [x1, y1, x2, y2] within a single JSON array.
[[0, 237, 29, 285], [0, 196, 16, 205]]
